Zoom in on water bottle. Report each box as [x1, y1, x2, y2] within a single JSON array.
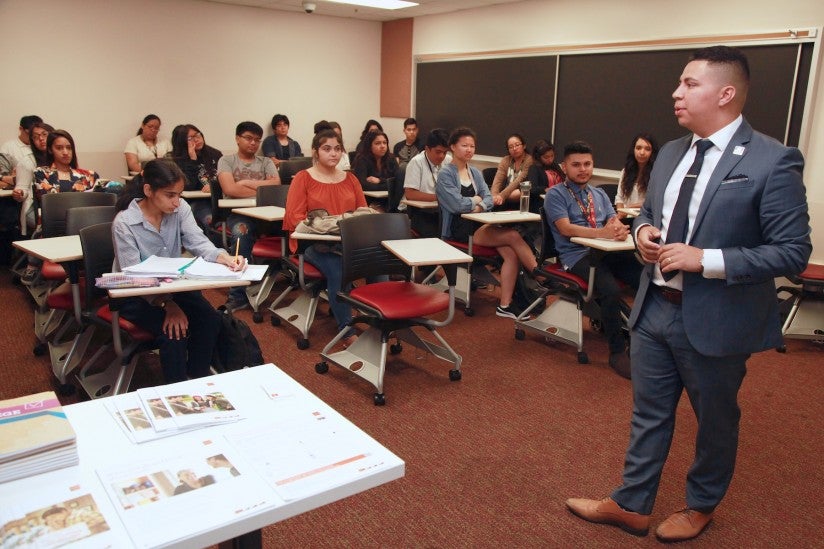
[[519, 180, 531, 213]]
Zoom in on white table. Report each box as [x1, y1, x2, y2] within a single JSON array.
[[291, 231, 341, 242], [107, 276, 251, 299], [461, 210, 540, 224], [616, 207, 640, 218], [181, 190, 211, 199], [570, 235, 635, 252], [13, 234, 83, 264], [231, 205, 285, 221], [0, 365, 404, 549], [219, 198, 257, 209], [382, 238, 471, 267], [400, 198, 438, 209], [0, 189, 14, 198], [362, 190, 389, 198]]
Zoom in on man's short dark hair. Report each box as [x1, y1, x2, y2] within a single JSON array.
[[425, 128, 449, 149], [563, 141, 594, 159], [236, 121, 263, 137], [403, 117, 417, 128], [271, 114, 290, 128], [20, 115, 43, 131], [690, 45, 750, 84]]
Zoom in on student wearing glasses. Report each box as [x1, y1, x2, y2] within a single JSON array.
[[216, 121, 280, 312], [490, 133, 534, 208], [124, 114, 172, 174]]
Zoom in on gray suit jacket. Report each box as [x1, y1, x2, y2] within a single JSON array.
[[630, 119, 811, 356]]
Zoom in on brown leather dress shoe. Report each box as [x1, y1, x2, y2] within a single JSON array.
[[655, 509, 713, 542], [565, 497, 650, 536]]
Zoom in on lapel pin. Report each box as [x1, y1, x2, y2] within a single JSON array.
[[733, 146, 746, 156]]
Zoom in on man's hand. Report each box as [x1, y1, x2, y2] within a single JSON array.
[[659, 243, 704, 274], [636, 225, 662, 264], [604, 217, 630, 241]]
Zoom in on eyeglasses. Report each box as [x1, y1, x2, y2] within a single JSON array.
[[187, 133, 203, 142], [238, 134, 262, 143], [507, 143, 524, 150]]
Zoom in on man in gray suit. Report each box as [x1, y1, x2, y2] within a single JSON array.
[[565, 46, 811, 541]]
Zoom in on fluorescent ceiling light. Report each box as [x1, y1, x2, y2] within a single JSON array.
[[325, 0, 418, 9]]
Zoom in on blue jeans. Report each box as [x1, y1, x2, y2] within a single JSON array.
[[611, 288, 748, 514], [226, 213, 255, 302]]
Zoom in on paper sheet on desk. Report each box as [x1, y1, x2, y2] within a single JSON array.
[[182, 257, 267, 281]]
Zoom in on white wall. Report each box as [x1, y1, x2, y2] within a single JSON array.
[[411, 0, 824, 260], [0, 0, 384, 180]]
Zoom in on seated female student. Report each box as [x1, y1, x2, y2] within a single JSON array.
[[328, 121, 350, 171], [354, 119, 383, 155], [351, 130, 399, 211], [11, 122, 53, 237], [169, 124, 223, 229], [282, 128, 368, 348], [436, 127, 539, 319], [112, 159, 244, 383], [124, 114, 172, 174], [33, 129, 99, 195], [490, 133, 534, 209], [615, 132, 658, 215], [526, 140, 565, 211]]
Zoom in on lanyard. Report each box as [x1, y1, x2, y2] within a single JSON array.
[[564, 183, 596, 228]]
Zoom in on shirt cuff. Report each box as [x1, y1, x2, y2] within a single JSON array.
[[701, 248, 725, 279]]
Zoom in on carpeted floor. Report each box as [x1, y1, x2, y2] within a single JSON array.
[[1, 267, 822, 548]]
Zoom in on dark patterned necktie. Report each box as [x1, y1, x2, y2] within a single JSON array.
[[663, 139, 713, 280]]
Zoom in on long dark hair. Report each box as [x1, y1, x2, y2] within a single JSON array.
[[28, 122, 54, 167], [171, 124, 222, 164], [116, 159, 184, 211], [46, 130, 79, 169], [354, 131, 395, 177], [532, 139, 564, 180], [620, 133, 658, 200]]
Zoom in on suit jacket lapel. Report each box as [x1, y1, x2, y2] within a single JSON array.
[[690, 120, 754, 239], [652, 135, 692, 228]]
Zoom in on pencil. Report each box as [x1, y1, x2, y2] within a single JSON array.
[[234, 239, 240, 264]]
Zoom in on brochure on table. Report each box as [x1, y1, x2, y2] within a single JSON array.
[[0, 365, 405, 549]]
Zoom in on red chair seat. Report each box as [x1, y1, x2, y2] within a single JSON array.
[[541, 262, 589, 293], [45, 279, 88, 310], [252, 236, 284, 259], [97, 305, 154, 342], [799, 263, 824, 281], [350, 281, 449, 319], [41, 260, 67, 280], [444, 239, 499, 258], [288, 256, 324, 279]]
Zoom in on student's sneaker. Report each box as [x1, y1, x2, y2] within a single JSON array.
[[220, 296, 250, 313], [495, 304, 520, 319]]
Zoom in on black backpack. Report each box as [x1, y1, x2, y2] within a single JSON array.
[[511, 270, 547, 315], [212, 312, 264, 372]]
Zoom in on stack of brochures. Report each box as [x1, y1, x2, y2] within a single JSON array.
[[0, 392, 78, 483], [121, 255, 267, 281], [104, 378, 245, 444]]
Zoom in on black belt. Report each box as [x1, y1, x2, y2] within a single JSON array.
[[651, 284, 682, 305]]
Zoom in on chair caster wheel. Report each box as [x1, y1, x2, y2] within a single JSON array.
[[449, 369, 462, 381], [514, 329, 525, 341], [464, 307, 475, 317], [33, 343, 47, 356], [373, 393, 386, 406], [270, 316, 281, 327], [315, 361, 328, 374], [390, 343, 402, 354], [577, 351, 589, 364], [252, 311, 263, 323], [297, 338, 310, 350], [58, 383, 76, 396], [590, 319, 603, 333]]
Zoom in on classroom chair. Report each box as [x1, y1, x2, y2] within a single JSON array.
[[778, 262, 824, 344], [31, 192, 117, 353], [267, 236, 328, 350], [315, 213, 462, 406], [277, 157, 313, 184], [246, 185, 291, 322], [514, 207, 608, 364], [76, 222, 155, 399], [44, 206, 116, 391], [482, 167, 497, 189]]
